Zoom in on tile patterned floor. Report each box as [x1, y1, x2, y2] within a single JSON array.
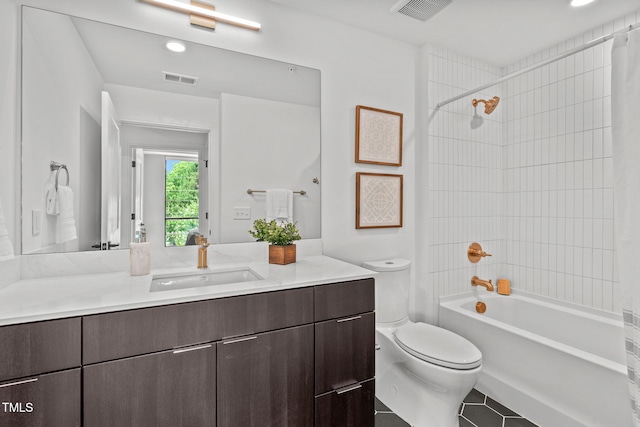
[[375, 388, 539, 427]]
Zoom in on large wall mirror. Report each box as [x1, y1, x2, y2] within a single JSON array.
[[21, 7, 321, 255]]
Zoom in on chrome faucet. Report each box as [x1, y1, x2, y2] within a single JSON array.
[[471, 276, 494, 292], [196, 236, 210, 269]]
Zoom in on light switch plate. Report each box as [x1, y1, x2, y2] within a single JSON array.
[[32, 209, 42, 235], [233, 207, 251, 220]]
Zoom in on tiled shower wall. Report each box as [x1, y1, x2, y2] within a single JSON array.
[[427, 10, 640, 314], [426, 47, 505, 299], [503, 10, 639, 313]]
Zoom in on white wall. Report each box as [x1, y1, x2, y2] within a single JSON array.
[[8, 0, 417, 285], [105, 84, 219, 131], [0, 0, 20, 284], [219, 93, 320, 243], [21, 7, 103, 254]]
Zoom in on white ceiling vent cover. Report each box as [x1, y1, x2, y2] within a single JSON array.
[[162, 71, 199, 86], [390, 0, 452, 22]]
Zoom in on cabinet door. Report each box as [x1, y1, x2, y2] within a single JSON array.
[[217, 325, 314, 427], [0, 317, 81, 382], [315, 379, 375, 427], [0, 368, 81, 427], [315, 312, 375, 395], [83, 343, 216, 427]]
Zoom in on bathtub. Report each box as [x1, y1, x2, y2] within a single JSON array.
[[439, 290, 630, 427]]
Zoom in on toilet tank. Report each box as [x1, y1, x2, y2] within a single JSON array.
[[362, 258, 411, 323]]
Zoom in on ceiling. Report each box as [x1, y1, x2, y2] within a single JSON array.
[[69, 13, 319, 106], [268, 0, 640, 66]]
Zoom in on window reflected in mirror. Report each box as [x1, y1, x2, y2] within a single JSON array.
[[164, 156, 200, 247]]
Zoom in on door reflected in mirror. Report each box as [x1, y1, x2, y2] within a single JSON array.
[[21, 7, 320, 254]]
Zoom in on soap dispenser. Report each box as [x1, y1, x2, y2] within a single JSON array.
[[130, 224, 151, 276]]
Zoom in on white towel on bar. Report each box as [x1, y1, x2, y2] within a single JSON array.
[[0, 199, 14, 261], [45, 176, 59, 215], [266, 189, 293, 223], [55, 185, 77, 244]]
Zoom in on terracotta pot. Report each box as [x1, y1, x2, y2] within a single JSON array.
[[268, 244, 296, 265]]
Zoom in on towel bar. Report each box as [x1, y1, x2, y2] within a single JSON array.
[[247, 189, 306, 195]]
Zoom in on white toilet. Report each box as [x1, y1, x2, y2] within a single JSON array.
[[363, 259, 482, 427]]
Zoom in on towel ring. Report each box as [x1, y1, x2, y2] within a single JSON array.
[[50, 161, 70, 190]]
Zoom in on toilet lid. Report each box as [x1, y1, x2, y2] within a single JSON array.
[[394, 323, 482, 370]]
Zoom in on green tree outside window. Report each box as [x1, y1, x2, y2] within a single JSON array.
[[165, 159, 199, 246]]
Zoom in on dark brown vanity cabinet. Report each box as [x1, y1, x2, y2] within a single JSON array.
[[3, 277, 375, 426], [314, 278, 376, 426], [83, 344, 217, 427], [0, 318, 82, 427], [82, 286, 315, 427]]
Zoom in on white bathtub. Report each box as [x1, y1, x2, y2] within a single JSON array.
[[439, 290, 631, 427]]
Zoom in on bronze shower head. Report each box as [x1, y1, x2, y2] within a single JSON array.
[[472, 96, 500, 114]]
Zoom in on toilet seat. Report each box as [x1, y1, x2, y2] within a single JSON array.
[[394, 322, 482, 370]]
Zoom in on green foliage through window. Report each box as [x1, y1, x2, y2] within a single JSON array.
[[165, 159, 199, 246]]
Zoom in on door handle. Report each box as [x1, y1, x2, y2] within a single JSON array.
[[336, 383, 362, 395], [0, 378, 38, 389], [337, 315, 362, 323], [172, 344, 212, 354], [222, 336, 257, 345]]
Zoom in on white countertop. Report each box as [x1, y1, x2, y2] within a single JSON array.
[[0, 256, 376, 326]]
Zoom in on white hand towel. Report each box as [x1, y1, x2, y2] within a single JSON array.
[[45, 178, 59, 215], [266, 189, 293, 223], [55, 185, 77, 244], [0, 199, 14, 261]]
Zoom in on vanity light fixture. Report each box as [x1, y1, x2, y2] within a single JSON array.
[[570, 0, 595, 7], [141, 0, 261, 31], [166, 40, 186, 52]]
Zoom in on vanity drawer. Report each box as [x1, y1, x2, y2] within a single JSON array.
[[314, 278, 374, 322], [315, 312, 375, 395], [0, 318, 81, 382], [216, 286, 313, 340], [315, 378, 375, 427], [83, 299, 223, 364], [83, 287, 314, 364], [0, 368, 81, 427]]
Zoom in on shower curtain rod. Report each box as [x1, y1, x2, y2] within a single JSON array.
[[435, 22, 640, 109]]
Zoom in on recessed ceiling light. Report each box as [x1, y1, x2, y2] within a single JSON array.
[[166, 40, 186, 53], [571, 0, 595, 7]]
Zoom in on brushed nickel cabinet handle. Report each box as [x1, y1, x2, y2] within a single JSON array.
[[336, 383, 362, 395], [223, 336, 257, 345], [337, 315, 362, 323], [172, 344, 212, 354], [0, 378, 38, 389]]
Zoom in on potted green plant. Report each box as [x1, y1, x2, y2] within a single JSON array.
[[249, 219, 302, 265]]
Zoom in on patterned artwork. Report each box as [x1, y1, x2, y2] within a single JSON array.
[[356, 105, 403, 166], [356, 173, 403, 228]]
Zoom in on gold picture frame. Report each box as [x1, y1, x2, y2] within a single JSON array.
[[355, 105, 403, 166], [356, 172, 403, 229]]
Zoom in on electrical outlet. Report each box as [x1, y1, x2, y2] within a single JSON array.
[[233, 207, 251, 220]]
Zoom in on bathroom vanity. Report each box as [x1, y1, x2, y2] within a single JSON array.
[[0, 256, 375, 427]]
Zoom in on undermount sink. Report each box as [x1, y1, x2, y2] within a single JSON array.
[[150, 268, 264, 292]]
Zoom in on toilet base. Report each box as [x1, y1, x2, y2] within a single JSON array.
[[376, 323, 481, 427]]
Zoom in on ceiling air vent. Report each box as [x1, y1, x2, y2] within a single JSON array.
[[390, 0, 452, 22], [162, 71, 199, 86]]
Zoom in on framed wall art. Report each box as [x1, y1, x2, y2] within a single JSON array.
[[355, 105, 403, 166], [356, 172, 403, 229]]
